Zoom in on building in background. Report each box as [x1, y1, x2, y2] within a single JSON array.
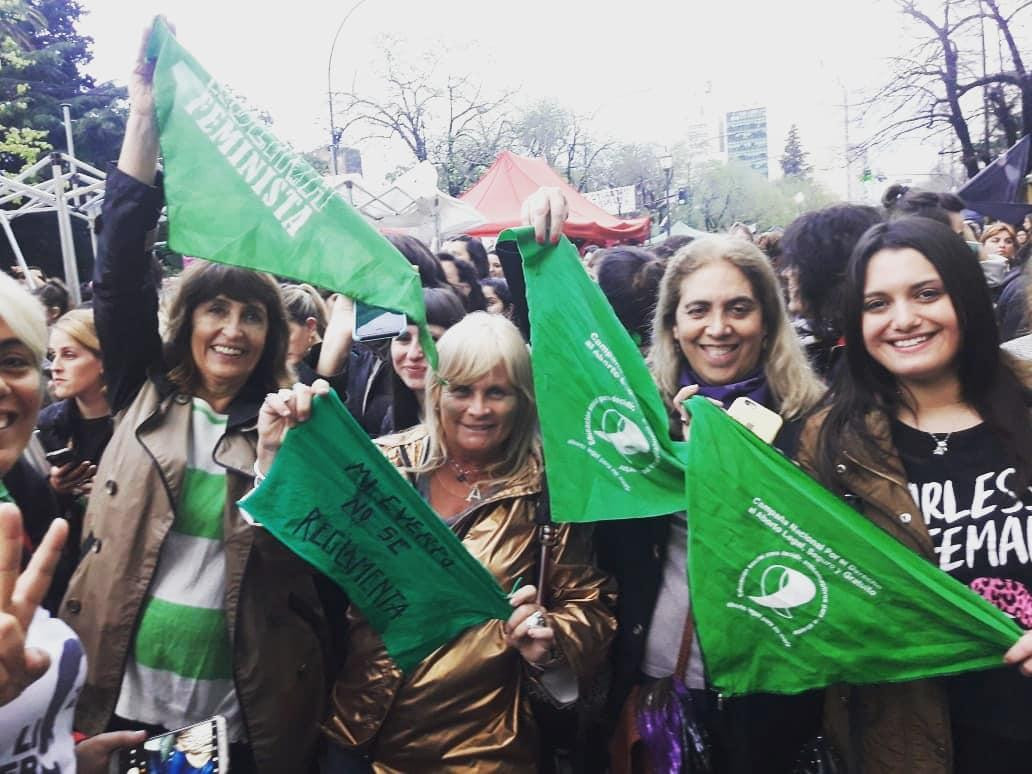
[[726, 107, 768, 178]]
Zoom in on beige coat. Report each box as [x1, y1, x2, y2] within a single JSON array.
[[60, 381, 328, 773]]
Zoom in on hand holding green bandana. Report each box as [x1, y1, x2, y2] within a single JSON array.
[[239, 390, 511, 671], [146, 18, 436, 362], [683, 396, 1023, 696]]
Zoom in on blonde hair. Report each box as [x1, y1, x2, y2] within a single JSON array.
[[647, 236, 824, 420], [981, 222, 1016, 245], [0, 271, 47, 367], [52, 308, 100, 354], [422, 312, 538, 481]]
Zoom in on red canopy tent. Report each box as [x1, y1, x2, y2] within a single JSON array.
[[459, 151, 651, 245]]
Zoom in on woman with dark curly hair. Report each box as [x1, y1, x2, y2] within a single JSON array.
[[780, 203, 884, 376]]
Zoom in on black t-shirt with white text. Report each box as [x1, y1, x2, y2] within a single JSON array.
[[893, 419, 1032, 740]]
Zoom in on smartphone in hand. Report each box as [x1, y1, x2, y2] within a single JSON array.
[[353, 301, 407, 343], [109, 716, 229, 774], [727, 397, 784, 444], [44, 446, 77, 468]]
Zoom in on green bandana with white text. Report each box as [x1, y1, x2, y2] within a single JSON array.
[[498, 228, 687, 523], [683, 396, 1024, 696], [146, 18, 435, 362]]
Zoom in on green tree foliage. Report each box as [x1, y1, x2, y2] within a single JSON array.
[[0, 0, 127, 173], [672, 160, 835, 232], [779, 124, 812, 179]]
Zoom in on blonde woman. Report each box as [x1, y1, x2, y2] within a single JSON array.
[[38, 309, 111, 498], [258, 312, 616, 772], [596, 236, 826, 773]]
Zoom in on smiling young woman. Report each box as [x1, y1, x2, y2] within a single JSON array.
[[798, 216, 1032, 774]]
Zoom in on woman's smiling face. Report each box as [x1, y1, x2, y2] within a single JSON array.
[[673, 260, 765, 386], [860, 247, 960, 387], [0, 319, 42, 475]]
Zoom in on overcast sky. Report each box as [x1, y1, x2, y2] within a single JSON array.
[[76, 0, 946, 198]]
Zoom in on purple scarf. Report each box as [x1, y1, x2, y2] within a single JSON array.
[[679, 363, 772, 409]]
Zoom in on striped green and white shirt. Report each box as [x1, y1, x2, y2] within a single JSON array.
[[116, 397, 243, 740]]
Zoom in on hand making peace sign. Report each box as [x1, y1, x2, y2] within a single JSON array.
[[0, 504, 67, 706]]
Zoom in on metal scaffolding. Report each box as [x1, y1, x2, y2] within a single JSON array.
[[0, 150, 106, 306]]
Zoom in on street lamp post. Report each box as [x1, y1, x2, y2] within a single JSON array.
[[327, 0, 370, 176], [660, 153, 674, 238]]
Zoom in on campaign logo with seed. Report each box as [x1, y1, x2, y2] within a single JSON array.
[[730, 551, 828, 648]]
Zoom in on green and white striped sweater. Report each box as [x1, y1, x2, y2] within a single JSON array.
[[115, 397, 243, 740]]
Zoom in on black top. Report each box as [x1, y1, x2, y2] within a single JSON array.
[[893, 418, 1032, 740], [93, 166, 265, 430], [36, 399, 113, 467]]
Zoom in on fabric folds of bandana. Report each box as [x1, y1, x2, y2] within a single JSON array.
[[679, 364, 771, 409], [683, 396, 1023, 696], [145, 18, 436, 364], [498, 227, 687, 523], [239, 390, 511, 671]]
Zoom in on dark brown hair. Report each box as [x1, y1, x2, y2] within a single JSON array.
[[163, 261, 292, 395], [812, 216, 1032, 491]]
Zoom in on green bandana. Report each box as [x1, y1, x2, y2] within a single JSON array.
[[239, 390, 511, 671], [146, 18, 436, 363], [499, 227, 687, 523], [684, 396, 1023, 696]]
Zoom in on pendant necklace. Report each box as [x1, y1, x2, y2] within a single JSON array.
[[929, 432, 952, 456], [447, 458, 485, 502]]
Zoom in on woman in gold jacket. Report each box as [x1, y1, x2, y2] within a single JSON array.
[[258, 311, 617, 773]]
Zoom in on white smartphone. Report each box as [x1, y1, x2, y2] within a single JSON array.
[[727, 396, 784, 444], [353, 301, 407, 342], [109, 715, 229, 774]]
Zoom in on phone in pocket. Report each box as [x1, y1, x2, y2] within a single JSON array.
[[109, 715, 229, 774], [726, 396, 784, 444], [353, 301, 407, 342]]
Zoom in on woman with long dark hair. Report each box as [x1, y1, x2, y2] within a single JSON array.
[[442, 234, 489, 278], [381, 287, 466, 435], [437, 253, 487, 312], [798, 216, 1032, 774]]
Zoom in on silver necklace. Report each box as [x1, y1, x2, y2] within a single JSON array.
[[929, 432, 952, 456]]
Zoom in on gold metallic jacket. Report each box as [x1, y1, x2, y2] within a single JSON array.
[[324, 425, 618, 772]]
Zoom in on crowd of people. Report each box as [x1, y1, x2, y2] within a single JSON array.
[[5, 35, 1032, 774]]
